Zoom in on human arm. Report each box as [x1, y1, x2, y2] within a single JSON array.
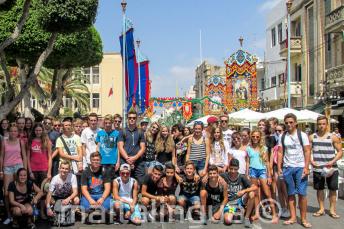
[[141, 184, 159, 200], [20, 140, 27, 170], [277, 145, 283, 176], [96, 182, 111, 206], [47, 141, 52, 179], [9, 190, 27, 212], [32, 183, 44, 205], [185, 138, 192, 161], [112, 180, 131, 205], [327, 135, 343, 167], [131, 180, 139, 210], [45, 191, 54, 216], [200, 138, 210, 177], [0, 140, 4, 178]]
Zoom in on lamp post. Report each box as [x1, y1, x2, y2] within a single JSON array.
[[121, 0, 127, 126], [286, 0, 293, 108]]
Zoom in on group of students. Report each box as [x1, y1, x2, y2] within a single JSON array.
[[0, 109, 342, 228]]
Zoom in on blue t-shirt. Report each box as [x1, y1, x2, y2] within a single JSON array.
[[96, 129, 119, 165], [247, 146, 267, 170]]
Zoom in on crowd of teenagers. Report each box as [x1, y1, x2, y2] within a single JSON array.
[[0, 110, 342, 228]]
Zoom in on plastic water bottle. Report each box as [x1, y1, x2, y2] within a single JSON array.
[[33, 204, 39, 222]]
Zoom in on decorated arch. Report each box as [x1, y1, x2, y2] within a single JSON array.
[[203, 75, 226, 115]]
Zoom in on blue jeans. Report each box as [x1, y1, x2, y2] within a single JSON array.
[[249, 167, 267, 179], [178, 194, 200, 206], [283, 167, 308, 196], [81, 194, 112, 211]]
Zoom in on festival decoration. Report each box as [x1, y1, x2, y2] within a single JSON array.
[[203, 75, 226, 115], [182, 102, 193, 121], [224, 49, 259, 112]]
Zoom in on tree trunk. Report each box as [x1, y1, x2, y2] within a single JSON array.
[[48, 68, 72, 117], [0, 0, 31, 52], [0, 32, 58, 120]]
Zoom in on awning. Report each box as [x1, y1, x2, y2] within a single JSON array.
[[331, 108, 344, 116], [309, 101, 325, 114]]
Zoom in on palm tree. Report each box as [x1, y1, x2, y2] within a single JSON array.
[[35, 67, 90, 116]]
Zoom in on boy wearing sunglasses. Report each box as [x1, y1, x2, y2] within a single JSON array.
[[112, 164, 141, 225]]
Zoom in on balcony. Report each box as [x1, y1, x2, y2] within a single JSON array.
[[260, 81, 302, 101], [325, 5, 344, 33], [326, 64, 344, 90], [279, 37, 302, 57]]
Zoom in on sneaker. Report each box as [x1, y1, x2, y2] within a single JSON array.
[[3, 217, 12, 225], [281, 208, 290, 218], [147, 212, 155, 222], [244, 218, 252, 228]]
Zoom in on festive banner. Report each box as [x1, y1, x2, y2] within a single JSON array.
[[146, 99, 154, 118], [182, 102, 193, 121], [119, 26, 139, 111], [137, 60, 149, 114], [204, 75, 226, 115]]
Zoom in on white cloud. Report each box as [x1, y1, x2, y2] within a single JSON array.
[[258, 0, 283, 12]]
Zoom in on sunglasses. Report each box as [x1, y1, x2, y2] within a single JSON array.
[[128, 117, 136, 120], [194, 121, 204, 126], [120, 171, 130, 176], [152, 126, 159, 130], [251, 136, 260, 139], [220, 120, 228, 123], [54, 124, 61, 127], [114, 120, 122, 123]]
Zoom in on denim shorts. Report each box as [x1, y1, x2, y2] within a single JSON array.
[[249, 167, 267, 179], [3, 163, 23, 175], [283, 167, 308, 196], [178, 194, 200, 205], [191, 160, 206, 173]]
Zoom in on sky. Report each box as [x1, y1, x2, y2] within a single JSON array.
[[95, 0, 283, 97]]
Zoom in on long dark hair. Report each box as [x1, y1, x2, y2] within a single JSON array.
[[28, 123, 50, 151], [0, 118, 9, 136], [16, 168, 28, 183], [258, 119, 271, 136]]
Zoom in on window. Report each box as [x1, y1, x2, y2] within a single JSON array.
[[261, 78, 266, 90], [83, 68, 91, 84], [278, 73, 285, 85], [31, 95, 37, 109], [278, 23, 283, 44], [92, 93, 100, 108], [64, 96, 72, 109], [294, 19, 301, 37], [92, 66, 99, 84], [271, 28, 276, 47], [271, 76, 277, 87], [295, 64, 302, 82]]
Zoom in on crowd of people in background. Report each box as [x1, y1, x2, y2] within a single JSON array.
[[0, 110, 342, 228]]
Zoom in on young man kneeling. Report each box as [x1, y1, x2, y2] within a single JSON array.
[[221, 159, 257, 228], [200, 165, 228, 224], [113, 164, 141, 225]]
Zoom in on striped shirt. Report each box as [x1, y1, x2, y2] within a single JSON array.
[[312, 133, 337, 172], [189, 137, 206, 161]]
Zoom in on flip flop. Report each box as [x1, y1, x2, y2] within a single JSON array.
[[283, 219, 296, 225], [301, 221, 312, 228], [329, 213, 340, 219], [312, 211, 325, 217]]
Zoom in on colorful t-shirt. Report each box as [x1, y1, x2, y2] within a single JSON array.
[[49, 173, 77, 199], [221, 173, 251, 205], [209, 141, 229, 167], [247, 146, 267, 170], [81, 166, 111, 195], [96, 129, 119, 165]]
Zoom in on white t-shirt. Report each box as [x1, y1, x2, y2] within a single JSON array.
[[222, 129, 234, 147], [49, 173, 77, 199], [228, 147, 247, 175], [278, 131, 310, 168], [209, 141, 230, 167], [81, 127, 100, 165]]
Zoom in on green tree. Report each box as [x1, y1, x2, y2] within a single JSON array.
[[0, 0, 100, 119]]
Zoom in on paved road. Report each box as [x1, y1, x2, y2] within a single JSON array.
[[2, 188, 343, 229]]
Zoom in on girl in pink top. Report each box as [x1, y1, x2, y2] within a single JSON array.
[[0, 125, 27, 224], [27, 123, 52, 185]]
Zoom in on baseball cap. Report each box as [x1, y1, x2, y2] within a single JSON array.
[[120, 163, 131, 172], [207, 116, 218, 124], [140, 117, 149, 124]]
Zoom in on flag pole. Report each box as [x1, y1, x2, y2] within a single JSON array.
[[121, 0, 127, 127]]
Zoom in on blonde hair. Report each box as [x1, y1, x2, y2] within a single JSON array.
[[103, 114, 113, 122], [73, 118, 83, 125], [250, 130, 268, 163], [210, 126, 225, 152], [145, 122, 160, 143], [155, 126, 175, 153]]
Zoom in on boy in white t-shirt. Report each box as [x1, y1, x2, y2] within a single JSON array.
[[81, 113, 100, 167]]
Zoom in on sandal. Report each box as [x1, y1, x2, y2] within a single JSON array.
[[283, 219, 296, 225], [301, 221, 312, 228], [329, 212, 340, 219], [312, 211, 325, 217]]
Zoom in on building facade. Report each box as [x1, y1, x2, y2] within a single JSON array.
[[24, 52, 123, 118]]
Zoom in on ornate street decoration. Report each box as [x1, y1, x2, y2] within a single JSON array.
[[224, 48, 259, 112], [203, 75, 226, 115]]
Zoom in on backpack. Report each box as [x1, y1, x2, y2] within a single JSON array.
[[281, 129, 304, 154], [52, 199, 74, 227]]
